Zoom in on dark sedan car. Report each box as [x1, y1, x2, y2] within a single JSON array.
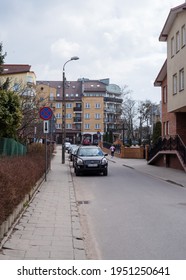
[[74, 145, 108, 176]]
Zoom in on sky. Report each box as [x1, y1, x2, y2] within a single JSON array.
[[0, 0, 184, 103]]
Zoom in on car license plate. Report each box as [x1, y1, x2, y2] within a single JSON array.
[[88, 164, 98, 167]]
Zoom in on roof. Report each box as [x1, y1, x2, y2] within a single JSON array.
[[154, 60, 167, 87], [0, 64, 31, 74], [83, 80, 106, 92], [159, 3, 186, 41], [36, 80, 83, 100]]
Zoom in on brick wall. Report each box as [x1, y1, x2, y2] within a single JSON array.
[[176, 112, 186, 145]]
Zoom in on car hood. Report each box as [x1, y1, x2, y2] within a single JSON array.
[[78, 156, 105, 161]]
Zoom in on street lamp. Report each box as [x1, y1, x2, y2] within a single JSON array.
[[62, 56, 79, 164]]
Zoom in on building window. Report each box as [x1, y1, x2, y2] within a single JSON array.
[[176, 31, 180, 53], [85, 123, 90, 129], [95, 103, 101, 108], [85, 113, 90, 119], [179, 68, 184, 91], [95, 113, 101, 119], [85, 103, 91, 108], [56, 113, 61, 119], [167, 121, 169, 135], [56, 123, 61, 129], [66, 103, 72, 108], [49, 93, 54, 101], [163, 86, 167, 103], [56, 103, 61, 108], [66, 123, 72, 129], [66, 113, 72, 119], [13, 83, 19, 91], [181, 24, 186, 48], [171, 37, 174, 57], [173, 74, 177, 95], [95, 124, 100, 129]]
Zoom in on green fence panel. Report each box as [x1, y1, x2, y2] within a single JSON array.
[[0, 138, 27, 157]]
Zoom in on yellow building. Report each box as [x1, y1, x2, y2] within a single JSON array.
[[0, 64, 36, 95], [36, 78, 123, 144]]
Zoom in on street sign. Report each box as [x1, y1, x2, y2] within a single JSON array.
[[39, 106, 53, 120], [43, 120, 49, 134]]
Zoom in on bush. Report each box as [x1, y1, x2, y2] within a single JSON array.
[[0, 144, 51, 225]]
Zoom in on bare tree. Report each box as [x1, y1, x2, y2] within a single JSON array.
[[122, 96, 137, 143], [137, 99, 153, 143]]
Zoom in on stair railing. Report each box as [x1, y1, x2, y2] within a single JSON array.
[[149, 135, 186, 164]]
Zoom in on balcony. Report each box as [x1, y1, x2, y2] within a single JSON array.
[[73, 106, 82, 112], [104, 97, 123, 103], [73, 117, 82, 123], [104, 108, 116, 113]]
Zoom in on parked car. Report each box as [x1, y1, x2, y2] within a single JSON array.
[[65, 142, 71, 151], [74, 145, 108, 176], [69, 145, 79, 161]]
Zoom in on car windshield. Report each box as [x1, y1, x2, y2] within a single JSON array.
[[78, 148, 104, 157]]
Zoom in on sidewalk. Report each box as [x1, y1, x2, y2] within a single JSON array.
[[110, 156, 186, 188], [0, 145, 86, 260]]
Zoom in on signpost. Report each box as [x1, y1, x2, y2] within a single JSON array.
[[39, 107, 53, 181]]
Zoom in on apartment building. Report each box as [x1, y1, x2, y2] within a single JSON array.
[[36, 78, 123, 144], [81, 78, 106, 144], [36, 80, 83, 144], [153, 2, 186, 171], [105, 83, 123, 138]]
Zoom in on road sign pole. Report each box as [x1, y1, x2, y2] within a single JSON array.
[[45, 133, 47, 181], [39, 107, 53, 182]]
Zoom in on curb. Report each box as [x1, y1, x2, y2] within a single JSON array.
[[67, 161, 87, 260]]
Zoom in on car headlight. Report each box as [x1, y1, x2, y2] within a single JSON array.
[[101, 158, 107, 165], [77, 158, 83, 165]]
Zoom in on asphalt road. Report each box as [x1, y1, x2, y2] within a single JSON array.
[[71, 159, 186, 260]]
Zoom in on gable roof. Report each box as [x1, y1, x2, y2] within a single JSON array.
[[154, 60, 167, 87], [159, 2, 186, 41], [0, 64, 31, 75]]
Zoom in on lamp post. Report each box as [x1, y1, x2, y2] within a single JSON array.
[[62, 56, 79, 164]]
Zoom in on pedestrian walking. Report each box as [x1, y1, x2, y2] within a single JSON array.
[[110, 145, 115, 158]]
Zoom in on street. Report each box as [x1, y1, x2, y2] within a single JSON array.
[[71, 157, 186, 260]]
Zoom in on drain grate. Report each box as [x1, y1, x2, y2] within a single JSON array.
[[77, 201, 89, 205]]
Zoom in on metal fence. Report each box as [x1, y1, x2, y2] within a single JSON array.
[[0, 138, 27, 157], [148, 135, 186, 163]]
